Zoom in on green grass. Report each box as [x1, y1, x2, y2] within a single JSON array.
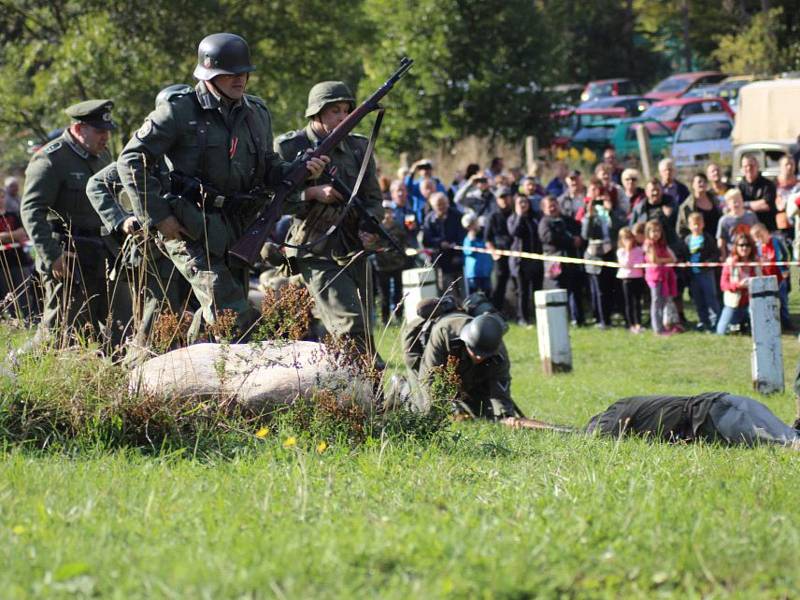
[[3, 322, 800, 598]]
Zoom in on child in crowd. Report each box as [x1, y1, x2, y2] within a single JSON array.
[[461, 211, 493, 295], [616, 227, 646, 333], [717, 232, 758, 335], [750, 223, 792, 330], [632, 222, 646, 246], [684, 212, 720, 332], [373, 202, 408, 325], [644, 219, 680, 335]]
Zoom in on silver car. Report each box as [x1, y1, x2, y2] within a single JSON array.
[[671, 113, 734, 168]]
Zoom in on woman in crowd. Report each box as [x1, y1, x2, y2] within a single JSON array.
[[717, 232, 757, 335], [620, 168, 645, 218], [676, 173, 721, 240], [581, 180, 617, 328]]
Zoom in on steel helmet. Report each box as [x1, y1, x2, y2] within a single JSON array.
[[193, 33, 255, 81], [304, 81, 355, 118], [459, 314, 505, 358]]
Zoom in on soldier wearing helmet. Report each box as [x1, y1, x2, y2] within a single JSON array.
[[275, 80, 384, 362], [117, 33, 329, 342], [414, 311, 521, 420]]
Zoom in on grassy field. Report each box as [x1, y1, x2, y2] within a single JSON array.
[[3, 321, 800, 598]]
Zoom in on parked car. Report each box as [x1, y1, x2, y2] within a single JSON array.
[[551, 106, 628, 148], [578, 95, 656, 116], [639, 97, 734, 131], [671, 113, 734, 168], [646, 71, 726, 100], [569, 120, 621, 153], [580, 78, 640, 102], [610, 118, 674, 161]]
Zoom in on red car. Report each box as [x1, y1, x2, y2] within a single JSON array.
[[638, 97, 735, 132], [580, 78, 640, 102], [646, 71, 726, 100]]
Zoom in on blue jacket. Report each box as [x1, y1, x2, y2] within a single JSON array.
[[462, 234, 494, 279]]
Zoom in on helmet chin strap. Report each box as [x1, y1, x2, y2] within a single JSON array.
[[208, 73, 249, 102]]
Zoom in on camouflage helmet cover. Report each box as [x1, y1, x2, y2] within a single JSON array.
[[305, 81, 355, 118], [193, 33, 255, 81]]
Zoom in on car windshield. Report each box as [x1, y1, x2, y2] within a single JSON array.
[[641, 104, 682, 121], [676, 120, 732, 142], [624, 122, 671, 141], [573, 126, 615, 142], [653, 77, 689, 93], [586, 82, 614, 100]]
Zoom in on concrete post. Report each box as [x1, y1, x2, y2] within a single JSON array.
[[635, 123, 654, 180], [534, 289, 573, 374], [402, 267, 438, 321], [749, 275, 784, 394]]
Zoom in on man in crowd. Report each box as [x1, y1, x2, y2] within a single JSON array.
[[521, 176, 545, 219], [557, 170, 584, 218], [545, 161, 568, 198], [539, 195, 584, 325], [453, 172, 495, 220], [404, 159, 446, 225], [485, 187, 514, 313], [388, 179, 419, 250], [118, 33, 328, 343], [631, 178, 678, 246], [739, 154, 778, 232], [275, 79, 383, 359], [658, 158, 689, 206], [422, 192, 465, 300], [602, 147, 623, 185], [21, 99, 129, 349]]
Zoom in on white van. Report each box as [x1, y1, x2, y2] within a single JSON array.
[[732, 79, 800, 179]]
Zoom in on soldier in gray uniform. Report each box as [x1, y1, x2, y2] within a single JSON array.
[[20, 99, 128, 348], [275, 81, 383, 361], [401, 311, 521, 420], [117, 33, 328, 341]]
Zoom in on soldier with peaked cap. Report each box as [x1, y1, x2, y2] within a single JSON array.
[[20, 98, 131, 349], [117, 33, 328, 342], [275, 80, 384, 363]]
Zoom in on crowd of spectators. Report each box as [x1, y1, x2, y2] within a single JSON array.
[[3, 148, 797, 336], [374, 148, 799, 336]]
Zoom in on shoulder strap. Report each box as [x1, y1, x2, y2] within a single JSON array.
[[193, 93, 209, 181]]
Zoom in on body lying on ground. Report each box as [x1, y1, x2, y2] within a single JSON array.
[[507, 392, 800, 447]]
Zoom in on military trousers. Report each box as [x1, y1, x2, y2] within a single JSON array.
[[118, 238, 193, 350], [299, 254, 378, 358], [37, 247, 131, 350], [161, 236, 259, 341]]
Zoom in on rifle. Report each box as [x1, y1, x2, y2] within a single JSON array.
[[317, 168, 404, 254], [229, 57, 414, 266]]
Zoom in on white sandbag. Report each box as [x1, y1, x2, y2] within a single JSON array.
[[129, 341, 374, 412]]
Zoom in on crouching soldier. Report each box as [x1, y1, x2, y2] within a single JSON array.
[[397, 305, 523, 420]]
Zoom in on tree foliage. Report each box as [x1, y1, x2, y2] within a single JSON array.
[[4, 0, 800, 170]]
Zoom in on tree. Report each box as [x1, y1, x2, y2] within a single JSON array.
[[360, 0, 552, 154]]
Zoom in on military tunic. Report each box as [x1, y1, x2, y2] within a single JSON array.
[[117, 81, 289, 339], [20, 129, 116, 340], [417, 312, 517, 420], [86, 162, 192, 353], [275, 123, 383, 355]]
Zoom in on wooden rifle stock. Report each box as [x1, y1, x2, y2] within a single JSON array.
[[229, 57, 414, 266]]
